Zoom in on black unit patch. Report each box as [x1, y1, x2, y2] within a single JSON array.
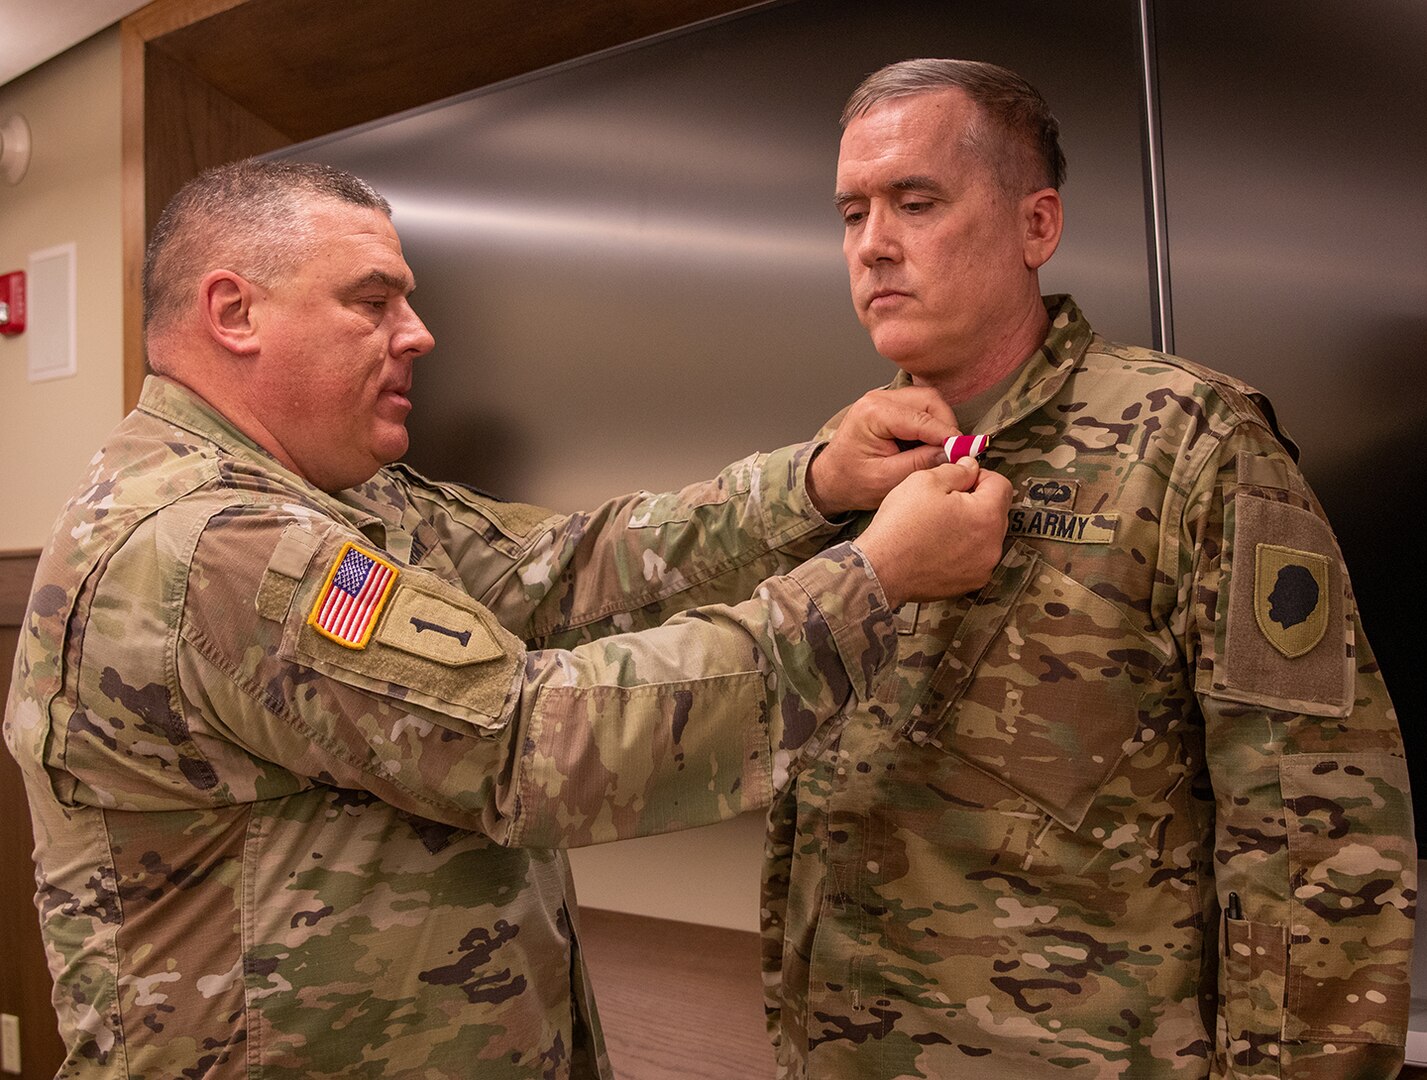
[[1254, 543, 1329, 658]]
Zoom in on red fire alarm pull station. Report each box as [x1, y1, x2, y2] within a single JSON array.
[[0, 270, 24, 335]]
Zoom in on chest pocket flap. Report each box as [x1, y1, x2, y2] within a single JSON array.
[[904, 542, 1173, 831]]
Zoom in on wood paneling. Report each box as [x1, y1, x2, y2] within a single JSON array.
[[122, 39, 290, 411], [576, 907, 773, 1079], [0, 552, 63, 1079], [150, 0, 764, 143], [141, 48, 291, 247]]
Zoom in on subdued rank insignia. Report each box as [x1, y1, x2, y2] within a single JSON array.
[[308, 542, 400, 649], [1254, 543, 1329, 658]]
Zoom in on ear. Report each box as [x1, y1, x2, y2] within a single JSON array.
[[199, 269, 262, 356], [1020, 188, 1063, 271]]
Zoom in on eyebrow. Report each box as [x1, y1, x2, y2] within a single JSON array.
[[834, 174, 950, 210], [348, 269, 414, 296], [889, 175, 949, 196]]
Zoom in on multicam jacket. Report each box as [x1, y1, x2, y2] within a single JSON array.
[[763, 296, 1415, 1079], [4, 375, 897, 1079]]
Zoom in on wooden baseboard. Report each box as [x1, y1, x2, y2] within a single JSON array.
[[576, 908, 774, 1079], [0, 550, 39, 627]]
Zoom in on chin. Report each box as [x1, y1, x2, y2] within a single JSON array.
[[872, 338, 935, 375], [869, 324, 921, 362], [373, 426, 411, 465]]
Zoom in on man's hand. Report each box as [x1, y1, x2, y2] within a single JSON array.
[[854, 458, 1013, 609], [806, 387, 959, 517]]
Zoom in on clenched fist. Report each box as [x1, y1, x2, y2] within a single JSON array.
[[853, 457, 1013, 608]]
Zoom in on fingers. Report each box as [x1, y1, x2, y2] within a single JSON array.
[[970, 466, 1014, 510], [921, 457, 981, 494], [899, 443, 955, 475], [852, 387, 959, 448], [862, 455, 1010, 607]]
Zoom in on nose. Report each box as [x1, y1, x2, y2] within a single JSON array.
[[394, 299, 436, 359], [854, 203, 902, 267]]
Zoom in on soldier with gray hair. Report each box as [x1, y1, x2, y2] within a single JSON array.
[[4, 157, 1013, 1078], [760, 58, 1415, 1078]]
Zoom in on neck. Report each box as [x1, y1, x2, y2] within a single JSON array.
[[155, 353, 309, 483], [918, 295, 1050, 407]]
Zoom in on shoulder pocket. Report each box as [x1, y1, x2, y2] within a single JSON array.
[[904, 542, 1172, 831], [281, 539, 523, 731]]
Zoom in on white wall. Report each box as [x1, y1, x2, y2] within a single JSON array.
[[0, 28, 124, 552]]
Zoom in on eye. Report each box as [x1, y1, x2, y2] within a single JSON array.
[[840, 208, 867, 227], [900, 199, 933, 214]]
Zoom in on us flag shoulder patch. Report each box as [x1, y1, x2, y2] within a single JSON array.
[[308, 542, 399, 649]]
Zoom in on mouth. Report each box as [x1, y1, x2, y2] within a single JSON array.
[[378, 385, 413, 412], [867, 288, 910, 312]]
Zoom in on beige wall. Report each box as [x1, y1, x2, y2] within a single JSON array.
[[569, 811, 764, 932], [0, 29, 124, 552]]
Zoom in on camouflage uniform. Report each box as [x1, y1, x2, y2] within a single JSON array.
[[4, 375, 898, 1079], [763, 296, 1415, 1079]]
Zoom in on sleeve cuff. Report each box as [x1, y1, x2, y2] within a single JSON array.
[[757, 439, 844, 540], [785, 539, 897, 701]]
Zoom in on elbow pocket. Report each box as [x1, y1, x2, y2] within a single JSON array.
[[517, 671, 769, 845], [625, 469, 748, 528]]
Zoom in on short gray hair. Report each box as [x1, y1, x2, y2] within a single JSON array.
[[842, 59, 1066, 194], [143, 159, 392, 342]]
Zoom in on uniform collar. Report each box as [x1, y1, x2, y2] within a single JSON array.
[[889, 295, 1094, 436], [139, 373, 277, 465], [137, 374, 392, 544]]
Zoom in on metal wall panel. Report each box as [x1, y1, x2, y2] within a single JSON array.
[[281, 0, 1149, 510], [1155, 0, 1427, 843]]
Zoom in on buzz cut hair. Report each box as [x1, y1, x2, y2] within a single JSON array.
[[142, 158, 393, 344], [841, 58, 1067, 195]]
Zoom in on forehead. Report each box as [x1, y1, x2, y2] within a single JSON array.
[[836, 89, 980, 184], [296, 198, 408, 277]]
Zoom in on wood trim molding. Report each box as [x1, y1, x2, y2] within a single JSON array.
[[120, 0, 287, 412], [0, 549, 40, 627], [124, 0, 248, 41], [121, 18, 149, 415]]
